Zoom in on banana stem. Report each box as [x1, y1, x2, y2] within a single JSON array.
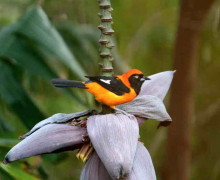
[[97, 0, 114, 76]]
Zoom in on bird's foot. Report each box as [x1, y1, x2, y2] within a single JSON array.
[[68, 119, 87, 127]]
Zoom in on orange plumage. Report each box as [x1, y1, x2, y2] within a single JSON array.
[[52, 69, 149, 107], [85, 82, 136, 107], [85, 69, 143, 107]]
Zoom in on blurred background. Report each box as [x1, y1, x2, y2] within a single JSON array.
[[0, 0, 220, 179]]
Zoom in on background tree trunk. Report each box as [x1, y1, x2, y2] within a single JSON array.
[[162, 0, 216, 179]]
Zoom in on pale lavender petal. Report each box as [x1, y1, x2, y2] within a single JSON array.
[[87, 114, 139, 179], [80, 152, 112, 180], [135, 116, 146, 126], [117, 95, 171, 122], [127, 142, 156, 180], [80, 143, 156, 180], [3, 124, 86, 163], [21, 110, 96, 139], [139, 71, 175, 100]]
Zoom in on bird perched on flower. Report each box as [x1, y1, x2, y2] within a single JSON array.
[[51, 69, 150, 107], [4, 71, 174, 179]]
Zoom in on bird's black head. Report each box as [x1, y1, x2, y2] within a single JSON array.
[[128, 73, 150, 95]]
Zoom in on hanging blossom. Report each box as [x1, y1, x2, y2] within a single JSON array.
[[3, 71, 175, 180]]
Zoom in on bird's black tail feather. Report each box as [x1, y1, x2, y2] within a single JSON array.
[[51, 79, 87, 89]]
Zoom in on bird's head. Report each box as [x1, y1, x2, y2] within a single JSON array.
[[121, 69, 150, 94]]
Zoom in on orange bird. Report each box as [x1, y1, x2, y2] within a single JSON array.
[[51, 69, 150, 108]]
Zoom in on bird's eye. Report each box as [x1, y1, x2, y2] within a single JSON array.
[[134, 75, 139, 79]]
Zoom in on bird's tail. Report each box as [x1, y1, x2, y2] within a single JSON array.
[[51, 79, 87, 89]]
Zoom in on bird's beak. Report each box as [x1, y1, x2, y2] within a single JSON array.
[[140, 76, 150, 81]]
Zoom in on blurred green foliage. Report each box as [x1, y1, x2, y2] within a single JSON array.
[[0, 0, 220, 179]]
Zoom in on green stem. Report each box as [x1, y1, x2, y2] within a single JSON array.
[[97, 0, 115, 113], [97, 0, 114, 76]]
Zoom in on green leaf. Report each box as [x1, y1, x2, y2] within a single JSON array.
[[0, 168, 14, 180], [0, 31, 57, 81], [0, 138, 19, 148], [57, 23, 100, 74], [0, 32, 87, 106], [0, 61, 45, 129], [0, 116, 13, 133], [0, 164, 39, 180], [16, 6, 86, 79], [0, 6, 89, 106]]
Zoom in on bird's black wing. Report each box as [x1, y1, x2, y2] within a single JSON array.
[[85, 76, 130, 96]]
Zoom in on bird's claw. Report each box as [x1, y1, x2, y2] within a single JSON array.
[[68, 119, 87, 127]]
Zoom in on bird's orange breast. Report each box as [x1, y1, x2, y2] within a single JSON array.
[[84, 82, 137, 106]]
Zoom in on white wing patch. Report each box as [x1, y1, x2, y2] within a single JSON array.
[[100, 79, 111, 84]]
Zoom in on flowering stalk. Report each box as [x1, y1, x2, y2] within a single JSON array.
[[77, 1, 116, 159], [97, 0, 115, 114], [98, 0, 114, 76]]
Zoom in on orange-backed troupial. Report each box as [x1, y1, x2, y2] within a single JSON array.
[[51, 69, 150, 108]]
